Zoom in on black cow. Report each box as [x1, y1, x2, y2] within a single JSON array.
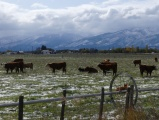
[[13, 59, 24, 62], [78, 67, 87, 72], [155, 57, 158, 62], [4, 62, 24, 73], [133, 60, 141, 66], [139, 64, 156, 76], [84, 67, 98, 73], [78, 67, 98, 73]]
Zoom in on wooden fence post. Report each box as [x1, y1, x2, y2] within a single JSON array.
[[18, 96, 24, 120], [130, 85, 134, 108], [60, 90, 66, 120], [98, 87, 104, 120], [125, 85, 135, 118], [125, 87, 130, 115]]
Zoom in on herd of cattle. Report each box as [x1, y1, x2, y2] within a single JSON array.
[[133, 59, 157, 76], [2, 57, 158, 77], [78, 58, 158, 77], [2, 59, 33, 73], [78, 59, 117, 76]]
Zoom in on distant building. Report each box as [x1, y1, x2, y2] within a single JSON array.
[[41, 50, 52, 54], [17, 51, 24, 54]]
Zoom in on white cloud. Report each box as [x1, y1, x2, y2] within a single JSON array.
[[0, 0, 159, 39], [31, 3, 48, 9]]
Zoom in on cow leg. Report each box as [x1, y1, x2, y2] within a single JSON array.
[[149, 71, 152, 76], [140, 71, 143, 76], [11, 68, 14, 73], [63, 68, 66, 73], [103, 70, 106, 75], [6, 68, 9, 73], [113, 72, 116, 76], [113, 69, 115, 76], [52, 69, 55, 74], [16, 67, 19, 73], [20, 67, 24, 73], [146, 72, 148, 76], [140, 69, 143, 76], [147, 70, 151, 76]]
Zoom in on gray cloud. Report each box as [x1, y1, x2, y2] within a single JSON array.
[[145, 5, 159, 15], [0, 0, 159, 39]]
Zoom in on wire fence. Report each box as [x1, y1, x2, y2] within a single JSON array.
[[0, 87, 158, 120]]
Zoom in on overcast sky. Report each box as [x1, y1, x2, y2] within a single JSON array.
[[0, 0, 159, 38]]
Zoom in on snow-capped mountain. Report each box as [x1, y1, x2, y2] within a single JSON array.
[[0, 33, 83, 51], [0, 28, 159, 51], [61, 28, 159, 50]]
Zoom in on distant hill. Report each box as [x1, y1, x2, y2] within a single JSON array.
[[0, 28, 159, 51]]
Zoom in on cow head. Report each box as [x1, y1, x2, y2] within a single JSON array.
[[45, 63, 50, 68], [153, 65, 157, 70]]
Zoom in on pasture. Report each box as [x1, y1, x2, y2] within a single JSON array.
[[0, 53, 158, 119]]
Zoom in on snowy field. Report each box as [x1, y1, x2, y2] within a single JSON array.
[[0, 53, 158, 119]]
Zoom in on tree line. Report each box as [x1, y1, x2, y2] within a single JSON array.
[[32, 45, 159, 54]]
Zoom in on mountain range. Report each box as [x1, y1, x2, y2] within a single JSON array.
[[0, 28, 159, 51]]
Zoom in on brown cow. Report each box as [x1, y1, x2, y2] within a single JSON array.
[[98, 62, 117, 75], [139, 64, 156, 76], [84, 67, 98, 73], [46, 62, 66, 73], [23, 63, 33, 69], [133, 60, 141, 66], [4, 62, 24, 73]]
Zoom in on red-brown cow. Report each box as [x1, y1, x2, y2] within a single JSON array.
[[23, 63, 33, 69], [98, 62, 117, 75], [116, 84, 128, 91], [133, 60, 141, 66], [4, 62, 24, 73], [139, 64, 156, 76], [46, 62, 66, 73]]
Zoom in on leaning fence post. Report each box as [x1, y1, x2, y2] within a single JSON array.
[[98, 87, 104, 120], [18, 96, 24, 120], [60, 90, 66, 120]]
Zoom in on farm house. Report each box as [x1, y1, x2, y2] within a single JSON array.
[[41, 50, 52, 54]]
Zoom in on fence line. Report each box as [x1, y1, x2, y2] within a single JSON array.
[[0, 90, 126, 107], [0, 87, 158, 120], [0, 87, 158, 108]]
